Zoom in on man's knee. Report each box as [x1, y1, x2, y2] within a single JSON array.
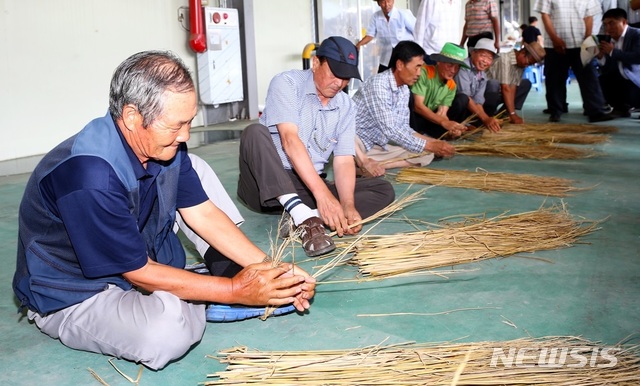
[[519, 79, 532, 94], [241, 123, 270, 146], [133, 294, 206, 369]]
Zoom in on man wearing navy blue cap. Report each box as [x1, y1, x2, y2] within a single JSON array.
[[238, 36, 395, 257]]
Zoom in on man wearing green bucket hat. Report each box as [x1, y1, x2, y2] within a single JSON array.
[[410, 42, 471, 139]]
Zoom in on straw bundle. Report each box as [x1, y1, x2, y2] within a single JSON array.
[[506, 122, 618, 134], [454, 142, 600, 160], [396, 167, 584, 197], [346, 204, 600, 277], [204, 336, 640, 385], [480, 128, 609, 145]]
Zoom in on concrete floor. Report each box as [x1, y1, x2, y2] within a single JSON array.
[[0, 83, 639, 385]]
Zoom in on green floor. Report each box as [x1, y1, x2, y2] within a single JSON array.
[[1, 84, 639, 385]]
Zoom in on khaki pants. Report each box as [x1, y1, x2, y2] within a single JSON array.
[[356, 137, 434, 167]]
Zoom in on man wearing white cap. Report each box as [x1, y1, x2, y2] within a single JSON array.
[[450, 38, 502, 132]]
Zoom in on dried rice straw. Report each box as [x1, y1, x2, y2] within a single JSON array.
[[204, 336, 640, 385], [480, 127, 609, 145], [506, 122, 618, 134], [396, 167, 588, 197], [345, 203, 601, 277], [454, 142, 600, 160], [259, 214, 305, 320], [327, 186, 429, 237]]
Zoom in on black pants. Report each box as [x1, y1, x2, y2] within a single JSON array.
[[544, 48, 607, 117], [467, 31, 494, 50], [599, 69, 640, 111], [237, 123, 395, 219], [203, 247, 243, 278], [410, 93, 469, 139], [483, 79, 532, 115]]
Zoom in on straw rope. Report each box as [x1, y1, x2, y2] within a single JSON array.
[[204, 336, 640, 385], [396, 167, 588, 197]]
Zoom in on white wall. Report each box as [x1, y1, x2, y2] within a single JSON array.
[[0, 1, 194, 162], [0, 0, 313, 166], [253, 1, 314, 109], [1, 0, 473, 168]]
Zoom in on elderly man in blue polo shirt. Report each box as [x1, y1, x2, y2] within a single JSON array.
[[237, 36, 395, 257], [13, 51, 316, 370]]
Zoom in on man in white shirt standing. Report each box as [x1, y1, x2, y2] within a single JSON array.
[[414, 0, 462, 64], [356, 0, 416, 73]]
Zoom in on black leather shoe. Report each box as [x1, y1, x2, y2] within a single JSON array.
[[549, 114, 561, 122], [588, 113, 614, 123], [611, 109, 631, 118], [543, 104, 568, 114]]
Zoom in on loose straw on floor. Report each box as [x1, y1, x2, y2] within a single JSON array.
[[454, 142, 600, 160], [480, 128, 609, 145], [204, 336, 640, 385], [396, 167, 588, 197], [505, 122, 618, 134], [327, 186, 429, 237], [344, 204, 601, 277]]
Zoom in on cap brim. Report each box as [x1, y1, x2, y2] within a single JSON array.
[[326, 58, 362, 81], [473, 48, 499, 59], [429, 54, 470, 69]]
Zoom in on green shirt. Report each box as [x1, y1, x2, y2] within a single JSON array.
[[410, 65, 457, 111]]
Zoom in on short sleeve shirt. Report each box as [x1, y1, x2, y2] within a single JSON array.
[[534, 0, 601, 48], [39, 125, 208, 278], [464, 0, 499, 37], [487, 50, 524, 86], [410, 65, 457, 111], [367, 7, 416, 65], [259, 69, 356, 174]]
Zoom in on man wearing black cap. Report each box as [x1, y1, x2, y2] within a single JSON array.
[[237, 36, 395, 257]]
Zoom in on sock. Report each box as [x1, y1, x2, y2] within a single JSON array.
[[278, 194, 316, 226]]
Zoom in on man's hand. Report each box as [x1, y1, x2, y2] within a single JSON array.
[[509, 113, 524, 124], [599, 41, 614, 56], [482, 117, 502, 133], [442, 120, 468, 138], [425, 138, 456, 158], [230, 262, 315, 312], [551, 37, 566, 54], [359, 157, 385, 177], [341, 205, 362, 235], [279, 263, 316, 311], [315, 191, 350, 237]]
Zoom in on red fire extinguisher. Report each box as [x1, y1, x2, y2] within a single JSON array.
[[189, 0, 206, 53]]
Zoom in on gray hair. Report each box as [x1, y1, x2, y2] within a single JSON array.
[[108, 51, 195, 127]]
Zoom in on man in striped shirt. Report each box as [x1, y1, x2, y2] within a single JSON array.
[[460, 0, 501, 52]]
